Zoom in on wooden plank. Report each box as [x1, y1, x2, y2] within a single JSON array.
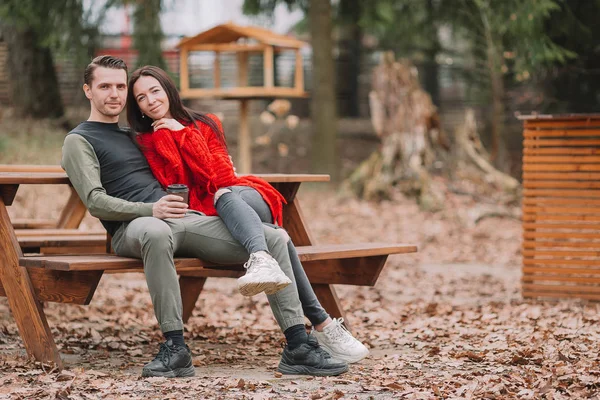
[[180, 86, 309, 99], [311, 284, 350, 331], [179, 49, 189, 93], [524, 138, 600, 146], [179, 276, 206, 324], [0, 165, 64, 173], [0, 170, 330, 184], [523, 205, 600, 214], [523, 249, 600, 257], [524, 231, 600, 239], [523, 291, 600, 300], [524, 189, 600, 198], [523, 240, 600, 249], [238, 99, 251, 174], [523, 258, 600, 266], [1, 184, 18, 206], [188, 43, 266, 52], [57, 188, 87, 229], [523, 197, 600, 206], [522, 223, 600, 231], [0, 198, 62, 368], [264, 45, 274, 88], [294, 49, 304, 93], [213, 51, 221, 88], [521, 275, 600, 284], [0, 269, 103, 304], [237, 52, 248, 86], [15, 229, 106, 237], [523, 172, 600, 181], [523, 181, 600, 189], [523, 129, 600, 137], [523, 214, 600, 222], [12, 219, 57, 229], [523, 148, 600, 155], [523, 164, 600, 172], [20, 243, 416, 273], [17, 235, 106, 248], [524, 119, 600, 129], [523, 155, 600, 163], [523, 266, 600, 275], [521, 283, 600, 294]]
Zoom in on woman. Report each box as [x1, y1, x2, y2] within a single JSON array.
[[126, 65, 369, 363]]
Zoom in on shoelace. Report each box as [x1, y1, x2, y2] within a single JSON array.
[[243, 253, 273, 273], [307, 337, 332, 359], [327, 318, 353, 344], [155, 342, 173, 366]]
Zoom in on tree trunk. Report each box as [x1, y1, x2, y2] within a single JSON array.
[[337, 0, 362, 117], [309, 0, 338, 180], [1, 25, 64, 119], [343, 53, 518, 209]]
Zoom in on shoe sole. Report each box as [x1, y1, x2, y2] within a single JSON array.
[[238, 279, 291, 297], [277, 362, 349, 377], [142, 363, 196, 378], [317, 344, 370, 364]]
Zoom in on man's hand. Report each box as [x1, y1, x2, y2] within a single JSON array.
[[152, 118, 185, 131], [153, 195, 188, 219]]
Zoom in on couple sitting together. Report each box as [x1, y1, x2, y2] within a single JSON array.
[[62, 55, 369, 378]]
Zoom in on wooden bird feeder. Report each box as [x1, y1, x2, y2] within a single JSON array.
[[176, 23, 308, 173]]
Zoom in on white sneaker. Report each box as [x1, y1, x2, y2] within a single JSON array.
[[237, 252, 292, 297], [312, 318, 369, 363]]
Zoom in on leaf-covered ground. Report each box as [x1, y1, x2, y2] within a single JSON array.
[[1, 183, 599, 399]]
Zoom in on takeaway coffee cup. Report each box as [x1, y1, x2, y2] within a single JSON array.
[[166, 184, 189, 205]]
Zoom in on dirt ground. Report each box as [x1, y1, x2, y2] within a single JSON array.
[[1, 183, 599, 399]]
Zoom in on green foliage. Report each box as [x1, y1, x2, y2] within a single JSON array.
[[0, 0, 105, 62], [131, 0, 167, 70], [242, 0, 308, 16]]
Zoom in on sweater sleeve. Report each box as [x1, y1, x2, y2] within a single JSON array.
[[137, 134, 171, 188], [203, 115, 237, 187], [61, 134, 154, 221]]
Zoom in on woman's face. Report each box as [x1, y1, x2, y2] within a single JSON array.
[[133, 75, 172, 120]]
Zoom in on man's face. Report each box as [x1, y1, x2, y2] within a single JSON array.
[[83, 67, 127, 118]]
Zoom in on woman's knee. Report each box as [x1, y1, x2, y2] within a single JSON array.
[[214, 187, 233, 205]]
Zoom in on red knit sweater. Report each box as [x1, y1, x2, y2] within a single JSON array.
[[137, 114, 286, 225]]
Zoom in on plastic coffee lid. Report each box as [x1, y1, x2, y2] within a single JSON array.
[[167, 184, 188, 192]]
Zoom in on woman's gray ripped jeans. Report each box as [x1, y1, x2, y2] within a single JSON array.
[[214, 186, 329, 326]]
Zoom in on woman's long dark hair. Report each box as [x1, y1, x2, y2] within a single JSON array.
[[126, 65, 226, 148]]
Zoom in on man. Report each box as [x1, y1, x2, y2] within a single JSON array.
[[62, 55, 349, 378]]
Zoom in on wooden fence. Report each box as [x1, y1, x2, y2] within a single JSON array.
[[521, 114, 600, 300]]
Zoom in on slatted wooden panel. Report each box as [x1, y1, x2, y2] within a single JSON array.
[[521, 114, 600, 300]]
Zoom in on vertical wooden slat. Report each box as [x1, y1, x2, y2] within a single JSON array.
[[238, 99, 251, 174], [213, 51, 221, 89], [294, 49, 304, 93], [179, 49, 189, 96], [264, 45, 274, 88]]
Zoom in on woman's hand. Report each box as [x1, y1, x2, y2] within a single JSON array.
[[152, 118, 185, 131]]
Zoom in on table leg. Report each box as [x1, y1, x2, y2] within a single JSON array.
[[57, 187, 87, 229], [0, 198, 62, 368], [311, 283, 351, 332], [279, 192, 353, 331], [179, 276, 207, 324]]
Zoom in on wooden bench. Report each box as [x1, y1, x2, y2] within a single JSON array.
[[0, 168, 418, 369]]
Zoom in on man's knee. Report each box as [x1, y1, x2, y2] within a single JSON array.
[[264, 225, 287, 249], [141, 220, 173, 246]]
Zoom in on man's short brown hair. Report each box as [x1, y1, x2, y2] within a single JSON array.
[[84, 55, 128, 86]]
